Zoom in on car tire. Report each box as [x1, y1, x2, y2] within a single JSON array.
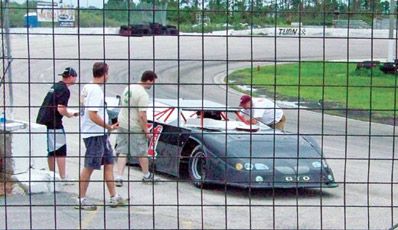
[[188, 146, 207, 188]]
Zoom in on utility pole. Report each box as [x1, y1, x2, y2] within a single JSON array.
[[2, 0, 13, 119], [387, 0, 396, 62]]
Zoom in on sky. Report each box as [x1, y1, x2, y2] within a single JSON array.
[[12, 0, 109, 9]]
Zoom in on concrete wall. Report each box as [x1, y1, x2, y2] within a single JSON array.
[[0, 131, 13, 181], [374, 18, 397, 29], [0, 27, 396, 39]]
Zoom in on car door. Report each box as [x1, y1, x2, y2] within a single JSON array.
[[151, 122, 191, 176]]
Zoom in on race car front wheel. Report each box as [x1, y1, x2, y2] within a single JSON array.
[[188, 146, 207, 188]]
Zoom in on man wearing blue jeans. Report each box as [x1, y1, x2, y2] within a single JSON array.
[[76, 62, 126, 211]]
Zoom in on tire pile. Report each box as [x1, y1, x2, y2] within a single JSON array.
[[356, 60, 398, 75], [379, 61, 398, 74], [119, 23, 179, 36]]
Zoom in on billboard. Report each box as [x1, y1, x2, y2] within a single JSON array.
[[37, 1, 58, 22], [36, 1, 75, 23], [58, 4, 75, 22]]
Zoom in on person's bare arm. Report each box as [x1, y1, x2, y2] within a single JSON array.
[[57, 105, 78, 118], [139, 111, 151, 139], [239, 111, 258, 125], [88, 111, 119, 131], [248, 118, 258, 125]]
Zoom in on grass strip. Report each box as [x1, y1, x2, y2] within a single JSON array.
[[228, 61, 397, 124]]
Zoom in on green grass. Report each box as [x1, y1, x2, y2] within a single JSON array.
[[228, 62, 398, 121]]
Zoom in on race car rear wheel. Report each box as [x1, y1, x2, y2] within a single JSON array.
[[188, 146, 207, 188]]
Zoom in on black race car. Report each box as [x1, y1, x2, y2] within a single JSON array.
[[128, 98, 337, 189]]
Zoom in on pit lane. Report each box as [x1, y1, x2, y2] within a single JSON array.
[[1, 31, 397, 229]]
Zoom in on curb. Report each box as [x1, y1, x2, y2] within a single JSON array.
[[213, 67, 298, 108], [213, 70, 243, 97]]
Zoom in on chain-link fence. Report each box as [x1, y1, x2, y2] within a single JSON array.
[[0, 0, 397, 229]]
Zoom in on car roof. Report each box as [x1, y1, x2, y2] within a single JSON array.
[[152, 98, 240, 112], [148, 98, 269, 132]]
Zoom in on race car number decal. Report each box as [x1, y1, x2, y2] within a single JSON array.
[[147, 124, 163, 158], [285, 176, 311, 182]]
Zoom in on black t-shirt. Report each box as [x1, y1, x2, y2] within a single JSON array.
[[36, 81, 70, 129]]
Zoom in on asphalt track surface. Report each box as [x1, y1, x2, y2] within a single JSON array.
[[0, 32, 397, 229]]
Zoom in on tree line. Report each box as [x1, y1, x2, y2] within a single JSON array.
[[2, 0, 395, 29]]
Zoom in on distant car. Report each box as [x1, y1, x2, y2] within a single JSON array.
[[119, 23, 179, 37], [126, 98, 338, 189]]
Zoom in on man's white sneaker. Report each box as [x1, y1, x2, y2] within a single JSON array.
[[61, 176, 75, 186], [142, 172, 160, 183], [115, 177, 123, 187], [109, 194, 127, 208], [74, 198, 97, 211]]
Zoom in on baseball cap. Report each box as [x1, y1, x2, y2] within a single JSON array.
[[59, 67, 77, 77], [239, 95, 252, 106]]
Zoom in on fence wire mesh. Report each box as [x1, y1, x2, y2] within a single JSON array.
[[0, 0, 398, 229]]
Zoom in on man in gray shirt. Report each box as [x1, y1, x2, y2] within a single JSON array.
[[115, 70, 158, 187]]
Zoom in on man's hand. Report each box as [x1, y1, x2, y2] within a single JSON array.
[[59, 106, 79, 118], [67, 109, 80, 117], [108, 122, 119, 131], [145, 132, 152, 140]]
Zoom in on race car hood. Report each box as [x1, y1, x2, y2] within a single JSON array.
[[198, 131, 321, 159], [196, 131, 334, 181]]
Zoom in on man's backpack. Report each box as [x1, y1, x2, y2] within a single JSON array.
[[36, 88, 55, 125]]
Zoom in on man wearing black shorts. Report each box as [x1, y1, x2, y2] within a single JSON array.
[[36, 67, 78, 184]]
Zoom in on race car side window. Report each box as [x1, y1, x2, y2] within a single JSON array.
[[196, 111, 222, 120]]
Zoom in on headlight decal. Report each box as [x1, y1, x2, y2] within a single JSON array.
[[235, 163, 243, 171], [235, 162, 270, 171], [244, 163, 254, 170], [254, 163, 269, 170], [312, 161, 322, 168]]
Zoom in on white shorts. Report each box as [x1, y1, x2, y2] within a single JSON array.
[[47, 128, 66, 153]]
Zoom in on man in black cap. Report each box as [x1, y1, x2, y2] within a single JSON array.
[[36, 67, 78, 185]]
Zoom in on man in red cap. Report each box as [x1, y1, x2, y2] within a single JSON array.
[[239, 95, 286, 131]]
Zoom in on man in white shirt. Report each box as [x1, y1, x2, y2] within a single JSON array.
[[115, 70, 158, 187], [76, 62, 126, 211], [239, 95, 286, 131]]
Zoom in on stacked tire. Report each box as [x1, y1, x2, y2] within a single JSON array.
[[119, 24, 179, 36]]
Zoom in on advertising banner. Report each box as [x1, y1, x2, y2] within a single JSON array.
[[37, 1, 75, 24], [37, 1, 58, 22]]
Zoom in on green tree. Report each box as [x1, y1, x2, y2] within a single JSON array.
[[6, 1, 37, 27], [104, 0, 129, 23]]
